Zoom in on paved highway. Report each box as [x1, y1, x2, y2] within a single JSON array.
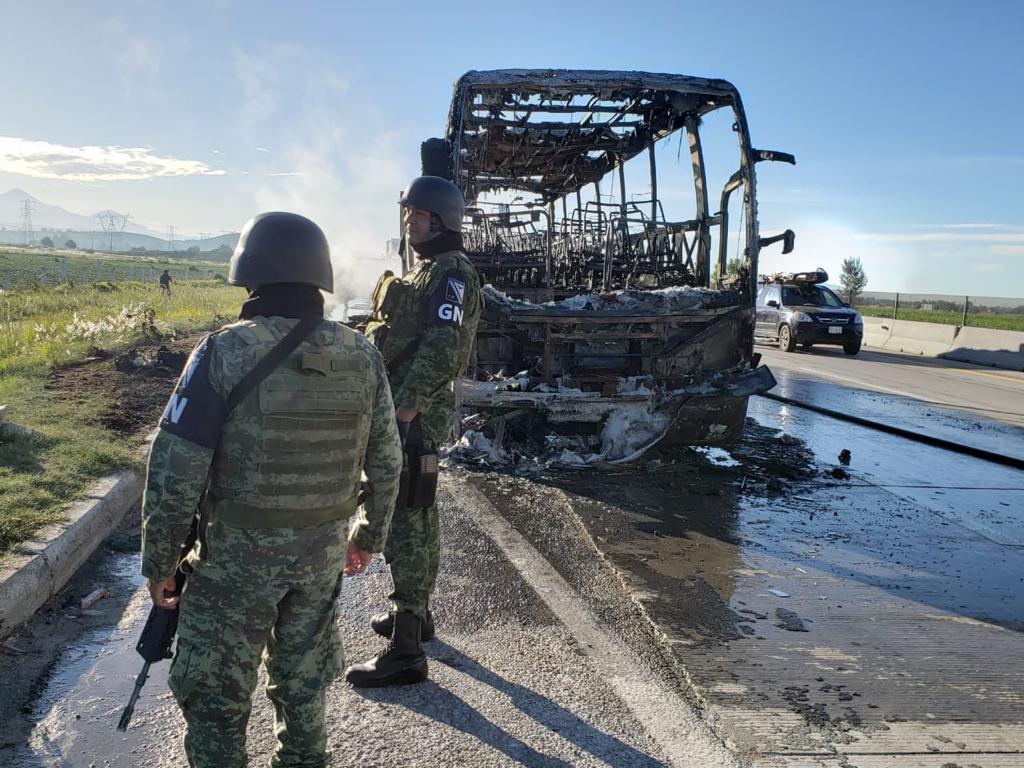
[[757, 345, 1024, 429], [757, 344, 1024, 463]]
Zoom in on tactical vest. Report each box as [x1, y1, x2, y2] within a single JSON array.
[[365, 250, 480, 378], [209, 317, 376, 528]]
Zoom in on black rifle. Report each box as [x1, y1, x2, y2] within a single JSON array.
[[116, 315, 321, 731], [116, 519, 197, 731]]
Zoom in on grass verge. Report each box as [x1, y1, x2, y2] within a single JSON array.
[[858, 305, 1024, 331], [0, 280, 245, 556]]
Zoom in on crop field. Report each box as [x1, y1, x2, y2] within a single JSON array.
[[0, 247, 227, 290], [858, 304, 1024, 332], [0, 279, 245, 554]]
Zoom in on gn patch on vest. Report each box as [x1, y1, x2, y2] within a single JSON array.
[[159, 335, 227, 449], [446, 277, 465, 304], [428, 270, 468, 327]]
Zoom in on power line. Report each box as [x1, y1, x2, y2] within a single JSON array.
[[95, 210, 130, 252], [20, 199, 35, 246]]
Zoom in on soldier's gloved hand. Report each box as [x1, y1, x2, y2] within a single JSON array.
[[344, 538, 373, 576]]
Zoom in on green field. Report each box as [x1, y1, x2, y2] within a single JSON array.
[[857, 304, 1024, 332], [0, 279, 245, 555], [0, 246, 228, 290]]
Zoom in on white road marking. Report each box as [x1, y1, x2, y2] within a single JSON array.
[[454, 478, 744, 768]]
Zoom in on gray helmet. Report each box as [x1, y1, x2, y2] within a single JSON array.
[[229, 212, 333, 292], [399, 176, 465, 233]]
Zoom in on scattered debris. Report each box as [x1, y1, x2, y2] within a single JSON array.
[[768, 588, 790, 598], [80, 588, 109, 610], [775, 608, 809, 632], [779, 433, 799, 445], [767, 477, 786, 493], [693, 446, 742, 468], [838, 448, 851, 466], [829, 467, 850, 480]]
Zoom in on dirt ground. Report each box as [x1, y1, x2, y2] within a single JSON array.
[[43, 333, 202, 441]]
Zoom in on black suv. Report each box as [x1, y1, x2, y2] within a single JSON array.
[[755, 274, 863, 355]]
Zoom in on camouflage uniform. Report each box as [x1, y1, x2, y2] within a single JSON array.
[[142, 315, 402, 768], [365, 248, 481, 620]]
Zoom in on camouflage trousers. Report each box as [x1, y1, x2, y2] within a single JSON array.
[[383, 399, 451, 620], [384, 500, 440, 620], [169, 518, 347, 768]]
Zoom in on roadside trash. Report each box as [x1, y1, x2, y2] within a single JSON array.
[[132, 355, 147, 368], [768, 588, 790, 598], [775, 608, 809, 632], [779, 433, 798, 445], [829, 467, 850, 480], [838, 448, 851, 465], [81, 588, 109, 609]]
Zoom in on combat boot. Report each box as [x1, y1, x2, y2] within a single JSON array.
[[370, 608, 435, 641], [345, 611, 428, 687]]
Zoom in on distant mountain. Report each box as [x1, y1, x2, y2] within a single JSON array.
[[0, 188, 237, 253], [0, 227, 237, 255]]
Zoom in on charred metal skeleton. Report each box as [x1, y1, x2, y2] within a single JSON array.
[[411, 69, 795, 458]]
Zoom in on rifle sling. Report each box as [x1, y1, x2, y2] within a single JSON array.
[[226, 316, 321, 414]]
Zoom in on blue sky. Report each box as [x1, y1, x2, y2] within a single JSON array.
[[0, 0, 1021, 296]]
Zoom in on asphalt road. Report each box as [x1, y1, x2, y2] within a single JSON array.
[[481, 398, 1024, 767], [757, 345, 1024, 461], [0, 480, 736, 768]]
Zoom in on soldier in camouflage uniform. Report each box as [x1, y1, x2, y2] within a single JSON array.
[[141, 212, 402, 768], [345, 176, 481, 687]]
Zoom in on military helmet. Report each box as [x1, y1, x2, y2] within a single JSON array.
[[398, 176, 465, 233], [229, 212, 333, 292]]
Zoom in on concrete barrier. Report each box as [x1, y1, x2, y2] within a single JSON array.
[[882, 319, 959, 356], [0, 471, 142, 639], [861, 316, 892, 349], [942, 327, 1024, 371]]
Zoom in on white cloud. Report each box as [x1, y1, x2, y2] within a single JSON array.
[[0, 136, 226, 182], [855, 231, 1024, 244], [990, 245, 1024, 256], [928, 223, 1012, 229]]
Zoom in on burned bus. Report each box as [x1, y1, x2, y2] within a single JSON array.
[[406, 69, 795, 463]]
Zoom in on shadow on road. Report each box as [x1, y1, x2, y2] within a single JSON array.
[[353, 639, 667, 768]]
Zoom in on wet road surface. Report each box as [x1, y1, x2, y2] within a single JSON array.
[[2, 367, 1021, 767], [467, 380, 1022, 767], [0, 483, 733, 767], [759, 346, 1024, 461]]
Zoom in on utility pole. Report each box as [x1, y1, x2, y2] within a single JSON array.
[[96, 211, 130, 252], [20, 199, 35, 246]]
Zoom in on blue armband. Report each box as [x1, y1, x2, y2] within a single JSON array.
[[427, 271, 468, 327], [159, 335, 227, 449]]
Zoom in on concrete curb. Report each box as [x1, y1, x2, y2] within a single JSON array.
[[0, 470, 143, 639]]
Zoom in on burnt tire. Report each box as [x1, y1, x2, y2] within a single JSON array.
[[779, 325, 796, 352], [843, 341, 861, 355]]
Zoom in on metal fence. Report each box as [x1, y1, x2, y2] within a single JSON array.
[[0, 256, 224, 292], [855, 291, 1024, 331]]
